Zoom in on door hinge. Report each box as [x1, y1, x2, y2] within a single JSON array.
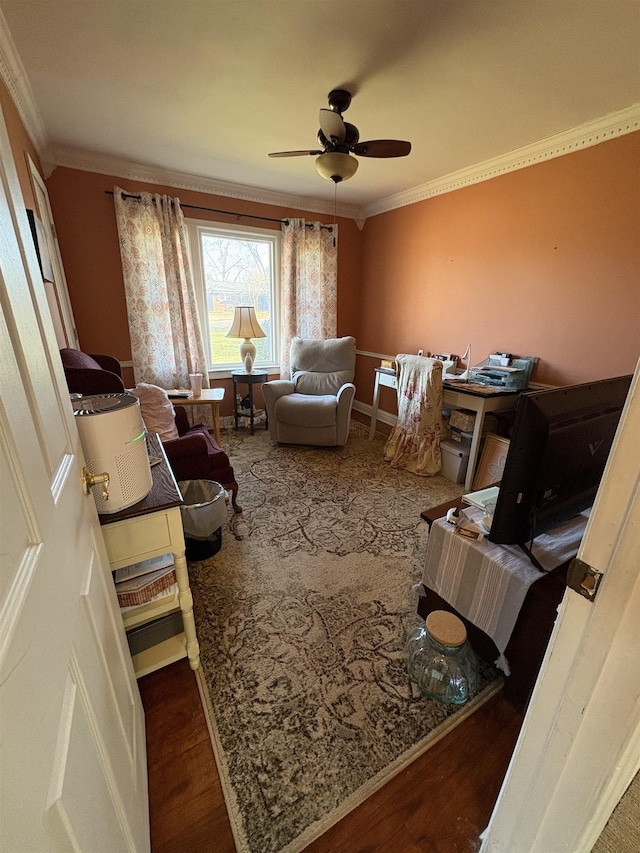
[[567, 558, 603, 602]]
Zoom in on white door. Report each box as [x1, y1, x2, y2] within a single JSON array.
[[0, 112, 149, 850], [481, 362, 640, 852]]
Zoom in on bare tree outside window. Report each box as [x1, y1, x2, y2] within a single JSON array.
[[188, 224, 279, 369]]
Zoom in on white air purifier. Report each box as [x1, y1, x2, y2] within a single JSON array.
[[73, 393, 153, 514]]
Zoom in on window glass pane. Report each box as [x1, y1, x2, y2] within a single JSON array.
[[194, 227, 278, 369]]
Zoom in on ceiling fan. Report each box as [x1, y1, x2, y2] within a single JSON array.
[[268, 89, 411, 183]]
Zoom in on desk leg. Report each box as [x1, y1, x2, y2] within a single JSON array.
[[465, 411, 484, 491], [212, 402, 221, 445], [369, 372, 382, 440], [173, 548, 200, 670]]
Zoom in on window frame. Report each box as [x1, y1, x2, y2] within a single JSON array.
[[186, 219, 281, 378]]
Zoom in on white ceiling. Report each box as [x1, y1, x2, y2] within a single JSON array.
[[1, 0, 639, 214]]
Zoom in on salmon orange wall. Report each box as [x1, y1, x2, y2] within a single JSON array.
[[357, 131, 640, 399]]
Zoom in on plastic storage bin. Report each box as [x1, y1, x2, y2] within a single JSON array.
[[440, 439, 469, 484], [448, 427, 473, 449], [127, 610, 183, 657], [178, 479, 227, 560]]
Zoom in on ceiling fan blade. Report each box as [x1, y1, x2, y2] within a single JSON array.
[[319, 109, 346, 144], [268, 149, 323, 157], [351, 139, 412, 158]]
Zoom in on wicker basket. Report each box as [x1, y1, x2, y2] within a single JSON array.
[[449, 408, 475, 432]]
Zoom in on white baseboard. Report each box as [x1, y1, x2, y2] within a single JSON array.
[[352, 400, 397, 429]]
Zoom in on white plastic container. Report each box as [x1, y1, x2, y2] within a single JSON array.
[[73, 393, 152, 513], [440, 439, 469, 484], [448, 427, 473, 450]]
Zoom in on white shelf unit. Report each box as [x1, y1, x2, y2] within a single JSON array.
[[99, 435, 200, 678]]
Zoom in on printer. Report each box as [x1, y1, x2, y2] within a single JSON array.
[[469, 353, 536, 390]]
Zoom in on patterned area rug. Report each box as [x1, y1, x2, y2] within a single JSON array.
[[189, 422, 501, 853]]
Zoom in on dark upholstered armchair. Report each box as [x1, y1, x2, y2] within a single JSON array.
[[167, 406, 241, 512], [60, 347, 126, 394], [59, 347, 241, 512]]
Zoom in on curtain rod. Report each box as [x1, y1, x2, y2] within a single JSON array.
[[105, 190, 333, 231]]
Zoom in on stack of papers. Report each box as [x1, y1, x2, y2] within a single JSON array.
[[462, 485, 500, 511]]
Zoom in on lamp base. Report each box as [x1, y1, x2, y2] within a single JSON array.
[[240, 339, 256, 374]]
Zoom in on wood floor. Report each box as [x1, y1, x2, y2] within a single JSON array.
[[139, 660, 523, 853]]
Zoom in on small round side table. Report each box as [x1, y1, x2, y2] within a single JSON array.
[[231, 370, 268, 435]]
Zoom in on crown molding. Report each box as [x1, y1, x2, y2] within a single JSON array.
[[62, 101, 637, 225], [49, 144, 362, 221], [362, 103, 640, 219], [0, 10, 48, 152]]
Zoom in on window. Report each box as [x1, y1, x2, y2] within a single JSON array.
[[187, 220, 280, 373]]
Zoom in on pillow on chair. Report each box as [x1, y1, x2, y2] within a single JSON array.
[[60, 349, 104, 371], [60, 347, 126, 395], [128, 384, 242, 512], [129, 383, 179, 441], [290, 337, 355, 394]]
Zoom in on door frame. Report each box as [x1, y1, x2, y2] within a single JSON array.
[[26, 151, 79, 349], [481, 362, 640, 851]]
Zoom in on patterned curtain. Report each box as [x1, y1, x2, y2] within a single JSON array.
[[279, 218, 338, 378], [114, 187, 208, 390], [384, 355, 444, 476]]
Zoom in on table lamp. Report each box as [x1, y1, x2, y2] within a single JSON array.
[[226, 306, 266, 373], [458, 344, 472, 380]]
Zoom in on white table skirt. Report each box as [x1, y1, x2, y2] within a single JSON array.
[[423, 507, 588, 673]]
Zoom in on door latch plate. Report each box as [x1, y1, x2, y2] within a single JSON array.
[[567, 558, 603, 602]]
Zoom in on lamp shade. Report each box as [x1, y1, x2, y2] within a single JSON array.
[[226, 306, 266, 373], [315, 152, 359, 183], [225, 306, 266, 340]]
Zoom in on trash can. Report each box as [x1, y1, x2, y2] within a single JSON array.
[[178, 480, 227, 561]]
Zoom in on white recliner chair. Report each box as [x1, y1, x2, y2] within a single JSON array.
[[262, 336, 356, 446]]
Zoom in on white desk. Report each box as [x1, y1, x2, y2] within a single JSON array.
[[369, 368, 518, 490], [100, 435, 200, 678]]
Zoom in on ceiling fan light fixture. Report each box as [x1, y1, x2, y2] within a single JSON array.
[[315, 152, 359, 183]]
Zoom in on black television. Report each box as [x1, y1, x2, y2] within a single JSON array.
[[488, 375, 632, 557]]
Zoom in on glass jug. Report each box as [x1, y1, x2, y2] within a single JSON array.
[[410, 610, 479, 705]]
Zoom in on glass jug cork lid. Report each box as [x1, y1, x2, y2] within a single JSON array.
[[426, 611, 467, 647]]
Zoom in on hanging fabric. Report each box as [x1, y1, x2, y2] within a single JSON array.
[[279, 218, 338, 378], [384, 355, 444, 476], [113, 186, 208, 390]]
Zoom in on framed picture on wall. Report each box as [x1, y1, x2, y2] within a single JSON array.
[[472, 434, 510, 490]]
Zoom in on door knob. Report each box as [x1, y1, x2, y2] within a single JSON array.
[[82, 467, 110, 502]]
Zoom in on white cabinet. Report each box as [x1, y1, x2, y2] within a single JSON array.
[[100, 435, 200, 677]]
